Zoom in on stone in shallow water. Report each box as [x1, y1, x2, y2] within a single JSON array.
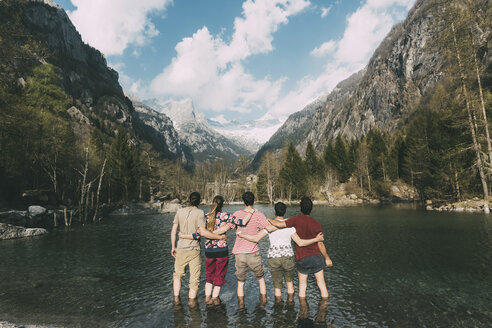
[[0, 223, 48, 240]]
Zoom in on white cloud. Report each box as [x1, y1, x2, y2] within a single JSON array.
[[211, 115, 230, 125], [320, 5, 332, 18], [310, 40, 336, 57], [150, 0, 309, 113], [68, 0, 172, 56]]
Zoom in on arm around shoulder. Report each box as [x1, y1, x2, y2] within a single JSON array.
[[268, 218, 287, 228], [290, 232, 323, 247]]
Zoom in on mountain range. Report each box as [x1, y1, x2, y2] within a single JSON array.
[[252, 0, 448, 168], [5, 0, 488, 173]]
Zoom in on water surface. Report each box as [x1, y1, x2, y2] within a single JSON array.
[[0, 205, 491, 327]]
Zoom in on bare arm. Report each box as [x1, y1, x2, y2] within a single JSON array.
[[237, 229, 268, 243], [233, 210, 255, 227], [213, 225, 231, 235], [318, 241, 333, 267], [178, 232, 194, 240], [268, 218, 287, 228], [198, 227, 226, 240], [290, 232, 324, 247], [171, 223, 178, 258]]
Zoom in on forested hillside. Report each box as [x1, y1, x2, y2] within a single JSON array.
[[0, 0, 195, 209], [253, 0, 492, 202]]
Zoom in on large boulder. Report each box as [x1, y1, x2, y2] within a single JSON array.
[[28, 205, 47, 216], [0, 223, 48, 240]]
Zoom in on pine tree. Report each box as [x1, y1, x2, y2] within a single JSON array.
[[108, 128, 141, 203], [280, 142, 307, 200], [304, 141, 325, 183], [333, 136, 351, 183]]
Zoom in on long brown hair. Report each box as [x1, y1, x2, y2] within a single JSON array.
[[206, 195, 224, 232]]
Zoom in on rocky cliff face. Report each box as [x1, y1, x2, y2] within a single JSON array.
[[144, 98, 253, 162], [4, 0, 187, 162], [253, 0, 444, 167], [133, 100, 192, 164]]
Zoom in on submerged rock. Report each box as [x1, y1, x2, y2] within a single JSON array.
[[0, 223, 48, 240]]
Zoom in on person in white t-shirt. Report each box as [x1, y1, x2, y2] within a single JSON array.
[[237, 202, 323, 303]]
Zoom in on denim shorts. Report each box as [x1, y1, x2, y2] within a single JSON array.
[[296, 254, 324, 275]]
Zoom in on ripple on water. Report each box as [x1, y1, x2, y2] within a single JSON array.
[[0, 206, 491, 327]]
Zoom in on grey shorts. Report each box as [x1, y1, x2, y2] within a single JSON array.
[[296, 254, 324, 275], [235, 252, 264, 281], [267, 256, 295, 289]]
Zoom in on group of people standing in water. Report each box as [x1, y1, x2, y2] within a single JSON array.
[[170, 191, 333, 307]]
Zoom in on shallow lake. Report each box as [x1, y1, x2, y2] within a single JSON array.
[[0, 205, 491, 327]]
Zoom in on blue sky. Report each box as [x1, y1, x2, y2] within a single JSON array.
[[54, 0, 415, 124]]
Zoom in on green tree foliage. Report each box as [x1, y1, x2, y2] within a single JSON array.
[[280, 142, 307, 200], [367, 130, 388, 181], [24, 64, 70, 114], [333, 136, 352, 182], [304, 141, 325, 183], [108, 128, 141, 203]]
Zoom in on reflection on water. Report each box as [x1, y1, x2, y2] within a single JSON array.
[[0, 205, 491, 327]]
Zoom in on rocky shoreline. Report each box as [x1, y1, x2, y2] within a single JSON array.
[[0, 200, 184, 240], [425, 198, 491, 214]]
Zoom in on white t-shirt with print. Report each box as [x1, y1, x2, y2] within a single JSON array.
[[267, 219, 296, 258]]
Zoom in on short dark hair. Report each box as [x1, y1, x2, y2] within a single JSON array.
[[300, 197, 313, 215], [242, 192, 255, 206], [274, 202, 287, 217], [189, 192, 201, 206]]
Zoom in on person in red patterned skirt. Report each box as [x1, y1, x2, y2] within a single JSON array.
[[179, 195, 254, 305]]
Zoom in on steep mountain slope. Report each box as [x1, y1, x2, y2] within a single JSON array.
[[132, 100, 192, 164], [143, 98, 253, 162], [2, 0, 188, 162], [253, 0, 444, 167]]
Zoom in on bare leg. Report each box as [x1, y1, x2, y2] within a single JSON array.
[[286, 281, 295, 294], [286, 281, 295, 303], [314, 270, 329, 299], [237, 281, 245, 297], [173, 278, 181, 298], [205, 282, 213, 304], [212, 285, 221, 298], [298, 272, 308, 298], [188, 288, 198, 300], [212, 286, 222, 305], [258, 277, 267, 296], [205, 282, 213, 297], [274, 287, 282, 303]]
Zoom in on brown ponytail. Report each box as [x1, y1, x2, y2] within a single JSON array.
[[206, 195, 224, 232]]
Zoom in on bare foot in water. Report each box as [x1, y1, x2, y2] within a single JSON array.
[[212, 297, 221, 306], [205, 296, 213, 305], [173, 296, 182, 311], [237, 296, 245, 309], [259, 294, 267, 308], [188, 298, 198, 308]]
